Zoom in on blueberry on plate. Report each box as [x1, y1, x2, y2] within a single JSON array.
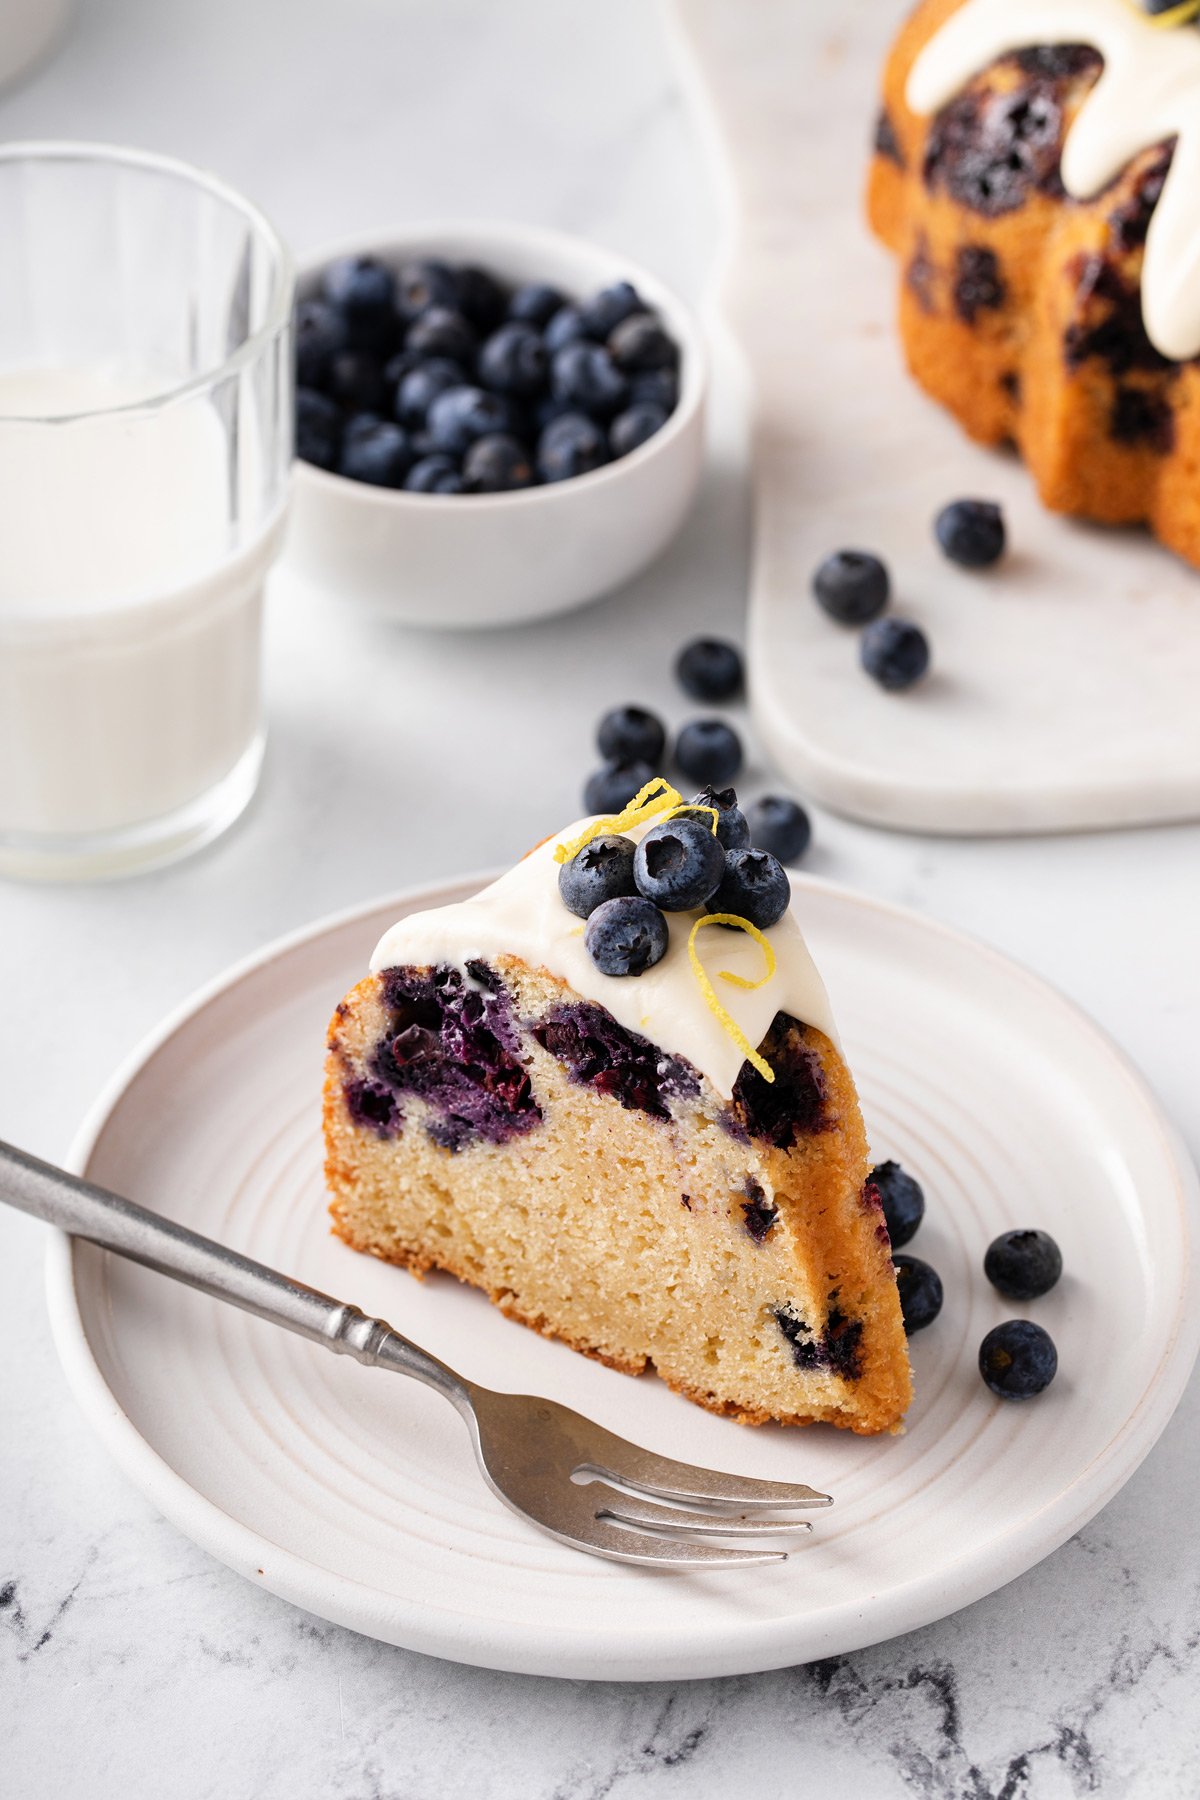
[[338, 419, 414, 487], [394, 358, 467, 427], [710, 847, 791, 929], [979, 1320, 1057, 1399], [861, 618, 930, 692], [745, 794, 811, 865], [558, 834, 639, 918], [325, 350, 388, 414], [585, 895, 669, 977], [295, 299, 348, 389], [395, 257, 459, 321], [579, 280, 642, 339], [608, 312, 678, 373], [478, 322, 548, 397], [610, 402, 668, 458], [426, 386, 513, 455], [983, 1229, 1063, 1301], [404, 453, 464, 494], [812, 549, 890, 625], [893, 1254, 943, 1333], [404, 307, 477, 366], [690, 785, 750, 850], [322, 255, 397, 350], [675, 637, 744, 703], [675, 718, 743, 785], [583, 759, 657, 814], [550, 342, 629, 417], [462, 433, 534, 493], [630, 367, 678, 412], [936, 498, 1006, 568], [509, 281, 566, 329], [456, 264, 508, 333], [870, 1160, 924, 1248], [596, 704, 666, 766], [537, 412, 608, 483], [633, 817, 726, 911], [296, 387, 343, 470], [544, 305, 587, 353]]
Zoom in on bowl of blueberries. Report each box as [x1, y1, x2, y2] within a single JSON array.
[[286, 220, 706, 627]]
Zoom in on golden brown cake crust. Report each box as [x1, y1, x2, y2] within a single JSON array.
[[867, 0, 1200, 569]]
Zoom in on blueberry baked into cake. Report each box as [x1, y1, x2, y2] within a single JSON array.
[[324, 783, 912, 1435], [868, 0, 1200, 568]]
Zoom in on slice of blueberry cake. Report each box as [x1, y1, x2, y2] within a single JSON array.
[[324, 786, 912, 1434]]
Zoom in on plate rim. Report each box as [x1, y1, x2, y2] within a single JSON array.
[[44, 873, 1200, 1681]]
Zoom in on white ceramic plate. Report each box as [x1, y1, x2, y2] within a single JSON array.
[[47, 877, 1200, 1681], [673, 0, 1200, 834]]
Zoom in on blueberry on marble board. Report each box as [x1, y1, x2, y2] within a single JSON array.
[[893, 1254, 943, 1333], [583, 759, 658, 815], [478, 322, 549, 398], [596, 705, 666, 767], [579, 280, 643, 339], [509, 281, 567, 328], [675, 718, 743, 785], [426, 386, 514, 455], [979, 1320, 1057, 1398], [404, 453, 464, 494], [338, 420, 414, 487], [404, 307, 478, 366], [745, 794, 811, 865], [296, 388, 343, 471], [584, 895, 670, 977], [394, 358, 467, 426], [690, 785, 750, 850], [674, 637, 744, 703], [633, 817, 726, 911], [870, 1160, 925, 1248], [295, 299, 349, 389], [983, 1229, 1062, 1301], [710, 847, 791, 930], [936, 498, 1006, 568], [558, 835, 639, 918], [860, 618, 930, 692], [462, 433, 535, 493], [550, 342, 629, 417], [812, 549, 890, 625], [537, 412, 608, 482], [610, 402, 668, 458]]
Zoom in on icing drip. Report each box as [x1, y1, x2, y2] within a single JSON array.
[[907, 0, 1200, 360]]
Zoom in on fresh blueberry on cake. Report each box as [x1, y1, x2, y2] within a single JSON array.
[[323, 781, 913, 1433]]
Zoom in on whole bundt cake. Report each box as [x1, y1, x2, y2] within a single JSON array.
[[868, 0, 1200, 569], [323, 785, 912, 1435]]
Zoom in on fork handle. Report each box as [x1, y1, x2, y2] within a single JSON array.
[[0, 1139, 471, 1412]]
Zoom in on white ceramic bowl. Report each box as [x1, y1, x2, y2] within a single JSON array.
[[284, 221, 707, 628]]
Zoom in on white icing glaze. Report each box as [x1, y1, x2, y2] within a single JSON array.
[[369, 819, 838, 1100], [907, 0, 1200, 361]]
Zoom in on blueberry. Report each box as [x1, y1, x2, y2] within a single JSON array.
[[675, 637, 744, 702], [405, 307, 477, 365], [608, 312, 678, 373], [610, 402, 668, 458], [710, 847, 791, 929], [690, 785, 750, 850], [383, 349, 422, 389], [456, 264, 508, 333], [596, 705, 666, 766], [338, 419, 414, 487], [550, 342, 628, 417], [871, 1160, 925, 1248], [478, 322, 548, 397], [509, 282, 565, 328], [296, 387, 342, 471], [404, 453, 464, 494], [295, 299, 348, 389], [427, 385, 513, 455], [533, 393, 577, 433], [537, 412, 608, 482], [745, 794, 811, 865], [893, 1254, 944, 1333], [812, 550, 890, 625], [544, 305, 587, 353], [861, 618, 931, 692], [983, 1229, 1063, 1301], [394, 358, 467, 426], [558, 834, 639, 918], [675, 718, 743, 785], [633, 817, 726, 911], [936, 498, 1006, 568], [326, 350, 388, 413], [979, 1320, 1057, 1399], [322, 255, 397, 350], [579, 280, 642, 339], [395, 258, 459, 321], [630, 368, 678, 412], [585, 895, 669, 977], [462, 433, 534, 493], [584, 759, 657, 815]]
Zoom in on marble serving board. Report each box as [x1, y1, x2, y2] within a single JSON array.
[[673, 0, 1200, 836]]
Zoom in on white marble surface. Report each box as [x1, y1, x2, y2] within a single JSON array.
[[2, 0, 1199, 1794]]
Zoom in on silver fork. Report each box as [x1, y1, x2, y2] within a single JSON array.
[[2, 1141, 831, 1568]]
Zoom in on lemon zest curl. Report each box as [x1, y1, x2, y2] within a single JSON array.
[[687, 914, 777, 1083]]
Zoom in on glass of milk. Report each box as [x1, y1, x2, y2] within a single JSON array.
[[0, 142, 293, 880]]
